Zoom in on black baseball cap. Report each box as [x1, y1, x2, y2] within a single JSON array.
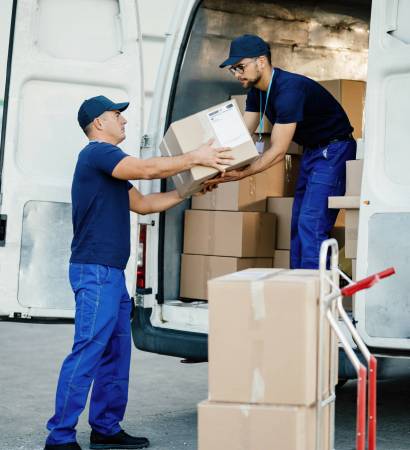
[[77, 95, 129, 130], [219, 34, 270, 68]]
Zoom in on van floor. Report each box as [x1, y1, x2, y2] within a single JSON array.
[[160, 300, 209, 333]]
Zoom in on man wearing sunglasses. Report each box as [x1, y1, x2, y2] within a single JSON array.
[[212, 34, 357, 269]]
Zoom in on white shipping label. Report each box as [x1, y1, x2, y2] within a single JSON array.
[[207, 102, 249, 148]]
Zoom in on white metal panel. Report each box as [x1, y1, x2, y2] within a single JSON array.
[[137, 0, 197, 324], [356, 0, 410, 349], [0, 0, 143, 318], [138, 0, 181, 129]]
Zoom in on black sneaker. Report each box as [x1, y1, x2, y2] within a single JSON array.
[[44, 443, 82, 450], [89, 429, 150, 449]]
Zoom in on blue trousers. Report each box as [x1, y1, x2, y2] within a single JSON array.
[[46, 263, 132, 445], [290, 139, 357, 269]]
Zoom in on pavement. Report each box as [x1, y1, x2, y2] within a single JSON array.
[[0, 320, 409, 450]]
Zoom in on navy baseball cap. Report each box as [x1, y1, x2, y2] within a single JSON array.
[[77, 95, 129, 130], [219, 34, 270, 68]]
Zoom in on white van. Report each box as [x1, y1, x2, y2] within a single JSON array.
[[1, 0, 410, 379]]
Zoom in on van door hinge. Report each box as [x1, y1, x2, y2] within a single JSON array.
[[0, 214, 7, 247], [140, 134, 153, 150]]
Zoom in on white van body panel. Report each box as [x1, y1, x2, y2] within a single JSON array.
[[0, 0, 143, 318], [356, 0, 410, 350]]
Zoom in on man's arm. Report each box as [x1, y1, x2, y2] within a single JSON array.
[[129, 186, 183, 215], [112, 140, 232, 181], [243, 111, 260, 134]]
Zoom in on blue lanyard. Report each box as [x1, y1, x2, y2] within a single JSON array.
[[258, 69, 275, 140]]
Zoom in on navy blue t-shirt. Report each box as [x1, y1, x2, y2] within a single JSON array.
[[246, 68, 353, 147], [70, 141, 133, 270]]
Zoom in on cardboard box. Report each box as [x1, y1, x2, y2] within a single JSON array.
[[191, 161, 286, 212], [231, 94, 272, 133], [267, 197, 294, 250], [319, 80, 366, 139], [160, 99, 259, 197], [208, 269, 335, 406], [328, 195, 360, 209], [346, 159, 363, 196], [352, 259, 357, 281], [345, 209, 359, 258], [180, 254, 272, 300], [274, 249, 290, 268], [184, 210, 276, 257], [198, 400, 330, 450]]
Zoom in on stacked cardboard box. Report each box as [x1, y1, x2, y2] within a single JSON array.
[[198, 269, 335, 450]]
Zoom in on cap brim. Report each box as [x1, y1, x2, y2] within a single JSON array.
[[219, 56, 243, 68], [109, 101, 129, 112]]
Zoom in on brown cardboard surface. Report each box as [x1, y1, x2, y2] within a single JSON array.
[[198, 400, 330, 450], [208, 268, 335, 406], [267, 197, 294, 249], [346, 159, 363, 196], [180, 254, 272, 300], [231, 94, 272, 133], [328, 196, 360, 209], [319, 80, 366, 139], [160, 99, 259, 197], [183, 210, 276, 257], [274, 249, 290, 268], [345, 209, 359, 258], [191, 161, 286, 212]]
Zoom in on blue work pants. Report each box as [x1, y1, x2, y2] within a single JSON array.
[[290, 139, 357, 269], [46, 263, 132, 445]]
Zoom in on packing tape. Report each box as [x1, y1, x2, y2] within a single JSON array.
[[250, 280, 266, 321], [239, 404, 252, 450], [248, 175, 256, 198], [205, 257, 212, 298], [207, 212, 217, 255], [210, 189, 217, 209], [251, 367, 266, 403]]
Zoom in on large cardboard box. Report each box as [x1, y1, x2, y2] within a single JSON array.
[[274, 249, 290, 268], [180, 254, 272, 300], [191, 161, 285, 212], [183, 210, 276, 257], [319, 80, 366, 139], [160, 100, 259, 197], [345, 209, 359, 258], [267, 197, 294, 250], [231, 94, 272, 133], [208, 269, 336, 406], [198, 400, 330, 450], [346, 159, 363, 196]]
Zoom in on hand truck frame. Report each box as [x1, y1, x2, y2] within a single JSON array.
[[316, 238, 395, 450]]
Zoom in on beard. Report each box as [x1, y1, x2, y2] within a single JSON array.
[[239, 70, 262, 89]]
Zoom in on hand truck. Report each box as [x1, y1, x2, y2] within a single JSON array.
[[316, 238, 395, 450]]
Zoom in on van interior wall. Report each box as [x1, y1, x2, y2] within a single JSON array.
[[161, 0, 371, 302]]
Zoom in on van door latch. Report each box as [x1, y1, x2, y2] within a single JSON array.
[[0, 215, 7, 247], [140, 134, 153, 150]]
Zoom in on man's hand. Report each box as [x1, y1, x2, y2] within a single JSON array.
[[203, 167, 249, 187], [194, 183, 219, 196], [191, 139, 233, 172]]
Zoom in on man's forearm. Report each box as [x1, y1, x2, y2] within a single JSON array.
[[134, 190, 184, 214], [141, 153, 197, 180], [242, 146, 286, 177]]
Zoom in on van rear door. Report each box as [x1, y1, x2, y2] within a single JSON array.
[[357, 0, 410, 350], [0, 0, 143, 319]]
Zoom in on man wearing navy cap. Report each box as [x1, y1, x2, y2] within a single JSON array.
[[211, 34, 357, 269], [44, 96, 231, 450]]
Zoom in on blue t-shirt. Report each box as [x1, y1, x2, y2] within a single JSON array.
[[246, 68, 353, 147], [70, 141, 133, 269]]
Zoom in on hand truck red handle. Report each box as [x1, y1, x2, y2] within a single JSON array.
[[341, 267, 395, 297]]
